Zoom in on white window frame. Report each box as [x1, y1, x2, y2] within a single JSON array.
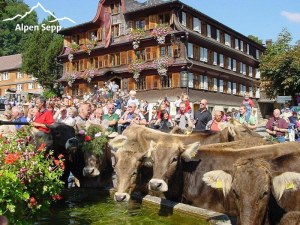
[[193, 17, 201, 33], [2, 72, 9, 80], [207, 24, 211, 38], [182, 12, 187, 27], [28, 83, 34, 90], [219, 54, 224, 67], [17, 72, 23, 79], [17, 84, 22, 91]]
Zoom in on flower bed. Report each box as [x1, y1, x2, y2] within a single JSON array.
[[84, 69, 95, 83], [129, 28, 146, 49], [64, 72, 77, 87], [0, 127, 64, 225], [128, 59, 145, 80], [151, 23, 170, 45], [153, 57, 170, 76]]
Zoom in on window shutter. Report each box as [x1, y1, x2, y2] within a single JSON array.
[[151, 46, 157, 59], [146, 76, 153, 90], [188, 43, 193, 58], [172, 73, 180, 88], [219, 79, 223, 92], [103, 55, 108, 67], [145, 47, 151, 61], [182, 12, 187, 26], [145, 17, 149, 30], [120, 52, 127, 65], [193, 17, 200, 32]]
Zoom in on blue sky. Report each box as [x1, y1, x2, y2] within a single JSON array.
[[22, 0, 300, 44]]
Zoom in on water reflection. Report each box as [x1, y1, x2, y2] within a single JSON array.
[[34, 189, 208, 225]]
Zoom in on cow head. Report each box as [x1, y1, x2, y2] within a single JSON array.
[[148, 140, 200, 192], [109, 135, 150, 202], [203, 158, 271, 225]]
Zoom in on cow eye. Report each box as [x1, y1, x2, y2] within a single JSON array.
[[260, 191, 268, 199], [171, 157, 178, 164]]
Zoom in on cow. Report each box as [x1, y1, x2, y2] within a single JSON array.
[[279, 211, 300, 225], [147, 139, 300, 223], [204, 150, 300, 225], [111, 123, 264, 202]]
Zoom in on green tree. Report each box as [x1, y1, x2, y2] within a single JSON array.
[[248, 35, 263, 45], [22, 17, 63, 91], [0, 0, 38, 56], [260, 29, 300, 99]]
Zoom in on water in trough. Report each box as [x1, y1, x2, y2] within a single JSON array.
[[34, 189, 209, 225]]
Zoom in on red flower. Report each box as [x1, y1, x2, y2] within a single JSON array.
[[37, 143, 47, 152], [52, 194, 62, 201], [54, 159, 60, 166], [84, 135, 92, 142], [58, 154, 64, 159], [5, 153, 21, 165], [28, 197, 37, 208]]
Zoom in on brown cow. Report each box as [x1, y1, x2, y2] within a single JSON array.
[[204, 152, 300, 225], [279, 211, 300, 225], [147, 140, 300, 222], [111, 122, 264, 202]]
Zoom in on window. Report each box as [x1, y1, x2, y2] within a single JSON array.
[[110, 3, 120, 14], [227, 81, 232, 94], [72, 35, 80, 45], [17, 84, 22, 91], [255, 88, 260, 98], [216, 29, 220, 42], [240, 40, 244, 51], [255, 69, 261, 79], [213, 78, 218, 91], [249, 66, 253, 77], [135, 49, 145, 60], [188, 43, 193, 58], [232, 59, 236, 72], [232, 82, 236, 95], [200, 47, 208, 62], [225, 33, 231, 46], [134, 19, 145, 29], [181, 12, 186, 26], [207, 24, 211, 38], [247, 44, 250, 54], [188, 73, 194, 88], [89, 30, 97, 41], [219, 79, 224, 92], [256, 50, 260, 59], [37, 83, 42, 89], [28, 83, 34, 90], [160, 46, 172, 57], [213, 52, 217, 65], [193, 17, 201, 33], [235, 38, 239, 50], [227, 57, 231, 70], [2, 72, 9, 80], [193, 45, 200, 60], [158, 13, 170, 24], [200, 75, 208, 90], [110, 53, 121, 66], [219, 54, 224, 67], [112, 25, 119, 37], [17, 72, 23, 79]]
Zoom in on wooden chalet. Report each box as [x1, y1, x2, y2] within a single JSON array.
[[57, 0, 265, 113]]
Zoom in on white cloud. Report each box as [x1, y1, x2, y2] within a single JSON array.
[[281, 11, 300, 23]]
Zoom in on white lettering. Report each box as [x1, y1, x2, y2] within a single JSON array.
[[15, 24, 39, 33], [15, 24, 22, 31], [41, 24, 62, 33]]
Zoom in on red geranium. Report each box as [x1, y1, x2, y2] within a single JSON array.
[[28, 197, 37, 208], [84, 135, 92, 142], [37, 143, 47, 152], [5, 153, 21, 165], [52, 194, 62, 201]]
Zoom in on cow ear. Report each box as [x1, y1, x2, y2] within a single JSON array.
[[272, 172, 300, 201], [181, 142, 200, 161], [108, 135, 128, 150], [147, 140, 157, 157], [203, 170, 233, 197]]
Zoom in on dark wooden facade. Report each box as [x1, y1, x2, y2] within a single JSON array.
[[57, 0, 265, 110]]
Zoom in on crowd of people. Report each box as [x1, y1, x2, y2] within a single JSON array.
[[1, 81, 300, 143]]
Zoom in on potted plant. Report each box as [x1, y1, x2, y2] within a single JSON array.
[[64, 72, 77, 87], [129, 28, 146, 49], [128, 59, 145, 80], [66, 42, 80, 62], [84, 69, 95, 83], [85, 39, 97, 55], [151, 23, 170, 45], [153, 57, 170, 76]]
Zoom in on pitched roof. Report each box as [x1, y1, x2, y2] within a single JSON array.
[[0, 54, 22, 72]]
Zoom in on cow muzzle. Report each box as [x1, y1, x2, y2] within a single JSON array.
[[65, 137, 79, 150], [149, 179, 168, 192], [114, 192, 130, 202], [83, 167, 100, 177]]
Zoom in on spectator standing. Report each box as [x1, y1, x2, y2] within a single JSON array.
[[155, 110, 173, 132], [194, 99, 212, 131], [266, 109, 288, 143], [149, 106, 159, 128], [74, 103, 91, 131], [174, 102, 194, 131], [11, 106, 27, 130], [234, 105, 257, 129], [174, 96, 181, 113], [103, 103, 119, 133], [162, 96, 170, 112], [182, 94, 192, 113], [126, 90, 139, 107], [53, 106, 76, 127], [242, 92, 254, 122], [209, 110, 225, 131]]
